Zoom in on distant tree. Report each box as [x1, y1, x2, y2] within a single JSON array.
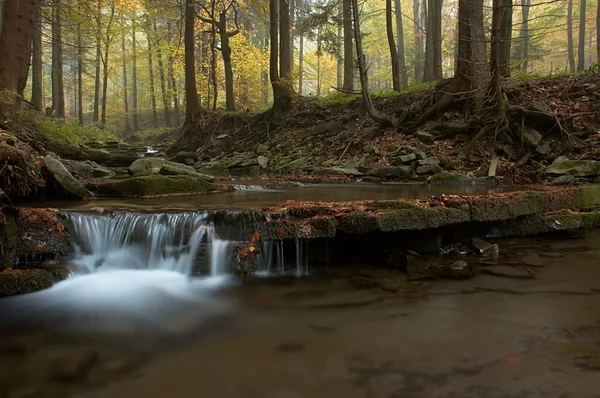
[[577, 0, 586, 72]]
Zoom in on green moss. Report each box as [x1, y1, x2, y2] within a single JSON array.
[[0, 212, 17, 268], [306, 216, 337, 238], [32, 113, 119, 144], [430, 173, 471, 183], [335, 212, 379, 234], [94, 175, 215, 197], [377, 207, 470, 231], [0, 269, 53, 296], [578, 185, 600, 209], [369, 200, 422, 210]]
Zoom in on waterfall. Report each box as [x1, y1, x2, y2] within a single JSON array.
[[65, 212, 231, 277]]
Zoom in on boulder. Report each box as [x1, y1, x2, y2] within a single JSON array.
[[395, 146, 427, 160], [129, 158, 215, 182], [416, 164, 442, 175], [0, 269, 53, 296], [393, 153, 417, 165], [367, 166, 412, 179], [536, 141, 550, 155], [416, 130, 435, 145], [91, 163, 116, 178], [312, 167, 363, 176], [546, 160, 600, 177], [44, 156, 93, 199], [92, 175, 215, 197], [518, 125, 542, 146], [257, 156, 269, 169], [430, 173, 471, 183], [440, 261, 473, 279], [129, 158, 165, 175], [171, 151, 197, 163], [553, 156, 569, 164], [62, 159, 95, 180], [551, 175, 577, 185], [311, 122, 343, 137], [256, 144, 269, 154], [417, 157, 440, 166], [277, 157, 309, 172]]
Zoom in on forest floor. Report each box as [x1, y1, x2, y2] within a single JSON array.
[[168, 74, 600, 184]]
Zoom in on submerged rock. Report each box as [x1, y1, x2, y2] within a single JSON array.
[[93, 175, 215, 197], [546, 160, 600, 177], [44, 156, 93, 199], [440, 261, 473, 279]]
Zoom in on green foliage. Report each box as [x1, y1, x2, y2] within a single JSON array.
[[25, 112, 120, 144]]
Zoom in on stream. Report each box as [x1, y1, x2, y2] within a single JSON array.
[[2, 183, 599, 397]]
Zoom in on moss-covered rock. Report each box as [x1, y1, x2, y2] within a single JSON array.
[[430, 173, 472, 183], [44, 156, 93, 199], [377, 207, 470, 231], [0, 269, 53, 296], [547, 160, 600, 177], [92, 175, 215, 197]]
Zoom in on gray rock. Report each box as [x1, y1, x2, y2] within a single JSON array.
[[312, 167, 363, 176], [546, 160, 600, 177], [393, 153, 417, 165], [531, 101, 551, 113], [416, 164, 442, 175], [368, 166, 412, 179], [418, 157, 440, 166], [518, 125, 542, 146], [395, 146, 427, 160], [257, 156, 269, 169], [551, 175, 577, 185], [440, 261, 473, 279], [277, 157, 309, 171], [44, 156, 93, 199], [536, 141, 550, 155], [129, 158, 166, 175], [62, 159, 95, 180], [162, 160, 215, 182], [488, 158, 499, 177], [91, 162, 116, 178], [553, 155, 570, 164], [311, 122, 343, 137], [256, 144, 269, 154], [415, 130, 435, 145]]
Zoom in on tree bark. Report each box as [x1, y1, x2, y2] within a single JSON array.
[[298, 0, 304, 94], [218, 10, 236, 112], [121, 16, 130, 131], [351, 0, 394, 126], [132, 14, 140, 130], [93, 0, 101, 122], [262, 21, 270, 103], [432, 0, 442, 80], [386, 0, 400, 91], [77, 8, 83, 125], [413, 0, 423, 82], [153, 17, 171, 127], [100, 2, 115, 127], [499, 0, 512, 78], [280, 0, 292, 78], [337, 0, 343, 89], [395, 0, 408, 89], [0, 0, 34, 113], [184, 0, 202, 121], [147, 29, 158, 128], [31, 0, 43, 112], [51, 0, 65, 119], [516, 0, 529, 73], [490, 0, 504, 114], [577, 0, 586, 72], [423, 0, 434, 81], [597, 0, 599, 63], [270, 0, 292, 115], [166, 22, 180, 125], [567, 0, 576, 73], [210, 7, 217, 111], [343, 0, 354, 91], [290, 0, 294, 73]]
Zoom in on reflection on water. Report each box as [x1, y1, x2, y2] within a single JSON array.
[[3, 229, 600, 397], [37, 183, 518, 211]]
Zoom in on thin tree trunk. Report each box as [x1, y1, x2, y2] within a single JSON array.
[[395, 0, 408, 88], [262, 21, 270, 103], [432, 0, 443, 80], [386, 0, 400, 91], [219, 11, 236, 112], [413, 0, 423, 82], [337, 0, 343, 89], [132, 14, 139, 130], [184, 0, 202, 120], [280, 0, 292, 78], [121, 16, 130, 131], [298, 0, 304, 95], [77, 10, 83, 125], [423, 0, 434, 81], [210, 15, 217, 110], [577, 0, 586, 72], [31, 0, 43, 112], [167, 22, 180, 125], [51, 0, 65, 118], [597, 0, 599, 62], [343, 0, 354, 91], [499, 0, 512, 77], [100, 2, 115, 127], [147, 33, 158, 128], [153, 17, 171, 126], [567, 0, 576, 73], [517, 0, 529, 73], [351, 0, 394, 126], [490, 0, 503, 115], [290, 0, 295, 73], [93, 0, 101, 122]]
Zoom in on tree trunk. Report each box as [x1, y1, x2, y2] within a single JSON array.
[[184, 0, 202, 121], [153, 18, 171, 127], [147, 32, 158, 128], [490, 0, 504, 114], [343, 0, 354, 91], [395, 0, 408, 88], [121, 16, 130, 132], [423, 0, 434, 81], [51, 0, 65, 119], [31, 0, 43, 112], [0, 0, 34, 113], [270, 0, 292, 115], [77, 10, 83, 125], [290, 0, 294, 73], [516, 0, 529, 73], [577, 0, 586, 72], [219, 11, 236, 112], [298, 0, 304, 95], [386, 0, 400, 91], [0, 0, 4, 36], [280, 0, 292, 78], [432, 0, 442, 80], [567, 0, 576, 73], [93, 0, 101, 122], [413, 0, 423, 82], [499, 0, 512, 78], [262, 21, 270, 103], [337, 0, 343, 89], [132, 14, 139, 130], [100, 3, 115, 127], [210, 17, 217, 110], [166, 22, 180, 125], [351, 0, 394, 126], [597, 0, 599, 63]]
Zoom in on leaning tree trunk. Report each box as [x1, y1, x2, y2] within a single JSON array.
[[395, 0, 408, 89], [0, 0, 34, 113], [184, 0, 202, 121], [351, 0, 395, 126], [51, 0, 65, 119], [567, 0, 576, 73], [31, 0, 43, 112], [386, 0, 400, 91], [577, 0, 586, 72], [499, 0, 512, 78], [280, 0, 292, 78], [343, 0, 354, 91]]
